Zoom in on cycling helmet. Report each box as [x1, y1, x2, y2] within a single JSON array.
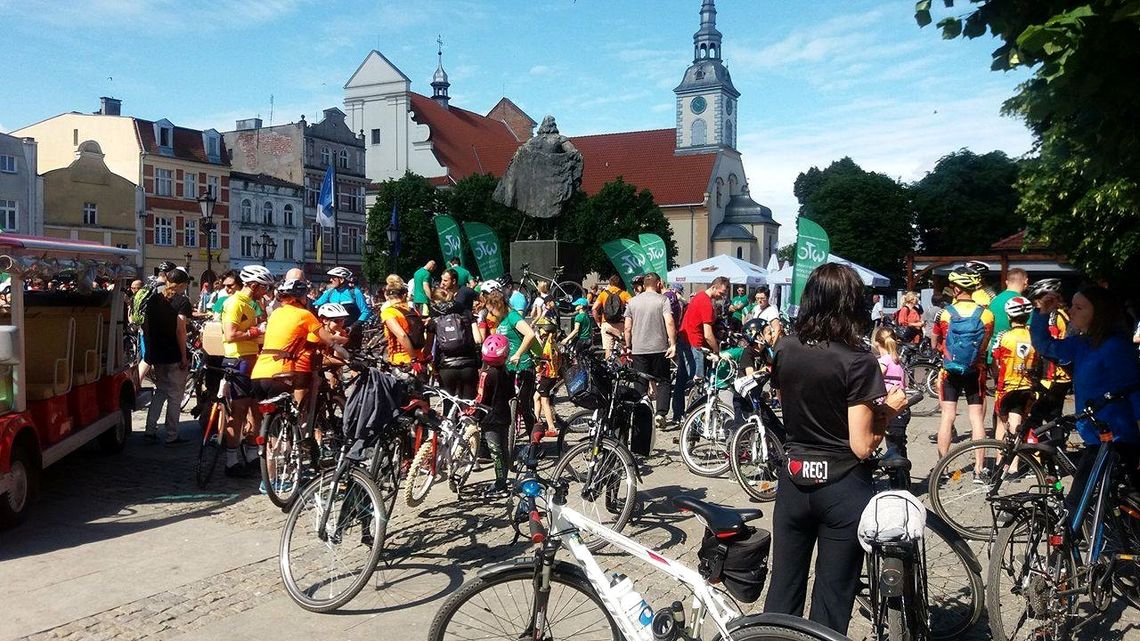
[[326, 266, 353, 280], [318, 302, 350, 319], [240, 264, 274, 286], [509, 290, 527, 312], [964, 260, 991, 274], [947, 267, 981, 291], [1004, 295, 1034, 319], [157, 260, 176, 273], [1026, 278, 1062, 300], [278, 278, 309, 298], [481, 333, 509, 366], [743, 318, 770, 343], [479, 280, 502, 294], [572, 297, 588, 307]]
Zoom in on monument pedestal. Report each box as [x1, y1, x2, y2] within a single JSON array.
[[510, 240, 583, 285]]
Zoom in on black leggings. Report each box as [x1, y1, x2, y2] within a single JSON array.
[[512, 369, 536, 437], [438, 366, 479, 415], [764, 465, 873, 636], [482, 423, 509, 484]]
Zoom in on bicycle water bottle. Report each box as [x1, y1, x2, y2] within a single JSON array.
[[609, 572, 653, 637]]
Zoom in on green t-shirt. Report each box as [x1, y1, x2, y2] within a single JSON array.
[[412, 267, 431, 304], [451, 264, 472, 288], [498, 309, 533, 372], [573, 311, 594, 341], [731, 295, 749, 320], [987, 289, 1018, 363]]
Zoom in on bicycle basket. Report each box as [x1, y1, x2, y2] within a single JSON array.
[[857, 490, 925, 553], [565, 361, 604, 409], [697, 526, 771, 603]]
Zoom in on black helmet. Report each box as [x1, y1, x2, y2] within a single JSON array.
[[1026, 278, 1062, 300], [157, 260, 176, 273], [743, 318, 770, 343]]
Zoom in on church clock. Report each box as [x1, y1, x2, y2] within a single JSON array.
[[690, 96, 707, 114]]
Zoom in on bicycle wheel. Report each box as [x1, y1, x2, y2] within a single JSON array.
[[404, 438, 437, 508], [180, 367, 200, 411], [194, 401, 226, 488], [279, 466, 387, 613], [448, 424, 479, 495], [261, 413, 300, 510], [679, 401, 735, 477], [987, 512, 1076, 641], [554, 281, 585, 312], [908, 361, 940, 417], [729, 617, 853, 641], [729, 418, 782, 502], [923, 513, 984, 639], [565, 408, 595, 434], [551, 438, 637, 552], [427, 563, 618, 641], [928, 439, 1046, 540], [369, 435, 403, 519]]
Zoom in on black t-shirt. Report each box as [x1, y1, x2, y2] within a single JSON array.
[[478, 364, 513, 427], [453, 286, 477, 314], [170, 292, 193, 319], [144, 294, 184, 365], [429, 300, 479, 368], [740, 345, 772, 373], [772, 337, 885, 484]]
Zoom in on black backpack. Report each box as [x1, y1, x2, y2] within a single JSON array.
[[434, 312, 474, 358], [401, 307, 427, 351], [601, 290, 625, 323]]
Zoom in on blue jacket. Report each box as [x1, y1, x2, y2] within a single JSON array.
[[1030, 310, 1140, 444], [313, 286, 373, 323]]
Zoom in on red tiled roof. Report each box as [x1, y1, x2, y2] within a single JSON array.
[[135, 118, 230, 166], [990, 229, 1048, 251], [409, 92, 716, 206]]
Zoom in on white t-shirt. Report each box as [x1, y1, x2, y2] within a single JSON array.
[[871, 301, 884, 321], [752, 304, 779, 323]]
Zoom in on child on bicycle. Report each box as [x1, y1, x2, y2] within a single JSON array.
[[990, 297, 1038, 445], [534, 319, 563, 441], [475, 333, 513, 497], [872, 326, 911, 486]]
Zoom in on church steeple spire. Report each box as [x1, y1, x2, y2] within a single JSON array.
[[431, 34, 451, 109], [693, 0, 723, 62]]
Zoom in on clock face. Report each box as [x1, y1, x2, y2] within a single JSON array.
[[690, 96, 707, 115], [726, 99, 734, 115]]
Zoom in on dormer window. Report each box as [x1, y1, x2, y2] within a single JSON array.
[[202, 129, 221, 162], [155, 119, 174, 154]]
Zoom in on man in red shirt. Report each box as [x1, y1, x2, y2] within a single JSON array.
[[672, 276, 729, 422]]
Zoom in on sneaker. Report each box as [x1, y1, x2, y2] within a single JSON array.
[[928, 429, 958, 444], [481, 481, 509, 499], [973, 468, 992, 485], [259, 480, 268, 495], [544, 428, 559, 439]]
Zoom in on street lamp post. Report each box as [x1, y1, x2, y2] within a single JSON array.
[[197, 191, 217, 277], [386, 223, 398, 277], [184, 252, 192, 271], [252, 231, 277, 267]]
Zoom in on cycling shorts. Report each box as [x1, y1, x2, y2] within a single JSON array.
[[939, 368, 985, 405], [221, 356, 256, 400], [996, 388, 1034, 417], [536, 376, 559, 398]]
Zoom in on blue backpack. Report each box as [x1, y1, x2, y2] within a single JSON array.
[[943, 305, 986, 375]]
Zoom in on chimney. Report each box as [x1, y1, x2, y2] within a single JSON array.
[[235, 117, 263, 131], [99, 97, 122, 116]]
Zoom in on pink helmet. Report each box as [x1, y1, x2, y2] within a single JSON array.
[[481, 333, 510, 366]]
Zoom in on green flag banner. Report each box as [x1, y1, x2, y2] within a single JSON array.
[[601, 238, 649, 289], [790, 217, 830, 307], [638, 233, 668, 281], [434, 215, 465, 266], [462, 221, 504, 280]]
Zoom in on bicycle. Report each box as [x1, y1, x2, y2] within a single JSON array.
[[679, 349, 740, 477], [430, 472, 852, 641], [517, 262, 585, 317], [195, 365, 255, 488], [985, 387, 1140, 641], [403, 386, 485, 507], [728, 371, 786, 502]]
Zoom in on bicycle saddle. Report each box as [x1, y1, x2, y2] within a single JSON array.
[[879, 457, 912, 474], [673, 496, 762, 537]]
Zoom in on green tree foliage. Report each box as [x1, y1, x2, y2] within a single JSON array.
[[560, 177, 679, 277], [776, 243, 796, 265], [912, 149, 1023, 255], [917, 0, 1140, 284], [444, 173, 528, 271], [792, 157, 914, 280], [364, 172, 446, 285]]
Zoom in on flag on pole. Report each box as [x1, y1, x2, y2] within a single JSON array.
[[790, 217, 830, 307], [601, 239, 649, 289], [315, 227, 323, 263], [317, 164, 335, 228], [389, 201, 401, 257]]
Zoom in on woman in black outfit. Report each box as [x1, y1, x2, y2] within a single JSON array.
[[428, 283, 483, 414], [763, 264, 907, 635]]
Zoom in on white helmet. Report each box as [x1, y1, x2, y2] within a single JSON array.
[[240, 264, 274, 286], [318, 303, 350, 319], [278, 278, 310, 298], [479, 279, 502, 294], [327, 266, 352, 280]]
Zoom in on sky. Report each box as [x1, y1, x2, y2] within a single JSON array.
[[1, 0, 1036, 245]]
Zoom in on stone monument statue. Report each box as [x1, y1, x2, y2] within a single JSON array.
[[493, 115, 583, 220]]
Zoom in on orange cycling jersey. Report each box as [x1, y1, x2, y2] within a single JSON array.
[[1040, 309, 1072, 386], [991, 326, 1037, 394]]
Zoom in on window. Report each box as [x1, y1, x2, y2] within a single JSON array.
[[206, 135, 220, 158], [725, 120, 734, 148], [283, 204, 295, 226], [283, 238, 295, 260], [155, 168, 173, 196], [83, 202, 98, 225], [321, 147, 331, 167], [736, 246, 743, 260], [158, 126, 172, 148], [0, 200, 17, 230], [715, 177, 724, 208], [307, 223, 319, 250], [184, 219, 198, 248], [728, 174, 739, 196], [207, 175, 219, 198], [347, 227, 360, 254], [208, 226, 219, 249], [371, 129, 381, 145], [154, 216, 173, 246], [323, 227, 334, 251], [0, 155, 15, 173], [340, 227, 351, 253], [691, 119, 707, 146], [241, 236, 254, 257], [338, 149, 348, 169], [240, 198, 252, 222], [262, 201, 274, 225], [183, 172, 198, 200], [115, 243, 129, 249], [339, 186, 364, 213]]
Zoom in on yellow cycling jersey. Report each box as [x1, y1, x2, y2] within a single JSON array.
[[220, 290, 259, 358]]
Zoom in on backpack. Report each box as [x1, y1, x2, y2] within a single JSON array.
[[434, 311, 474, 358], [401, 307, 427, 351], [130, 285, 158, 326], [601, 289, 625, 323], [943, 305, 986, 375]]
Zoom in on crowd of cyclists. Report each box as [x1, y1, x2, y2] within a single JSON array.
[[125, 255, 1140, 638]]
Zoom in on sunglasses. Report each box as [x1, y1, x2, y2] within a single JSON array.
[[223, 282, 238, 290]]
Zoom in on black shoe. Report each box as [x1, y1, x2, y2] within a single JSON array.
[[928, 430, 958, 444], [482, 481, 509, 499]]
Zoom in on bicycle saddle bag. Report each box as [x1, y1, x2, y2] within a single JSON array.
[[857, 490, 925, 553], [697, 526, 771, 603]]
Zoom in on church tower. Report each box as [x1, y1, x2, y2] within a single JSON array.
[[431, 35, 451, 110], [674, 0, 739, 154]]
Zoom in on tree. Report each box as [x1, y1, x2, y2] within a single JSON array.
[[776, 243, 796, 264], [561, 177, 679, 277], [912, 149, 1022, 255], [364, 172, 446, 285], [445, 173, 527, 271], [793, 157, 914, 281], [918, 0, 1140, 286]]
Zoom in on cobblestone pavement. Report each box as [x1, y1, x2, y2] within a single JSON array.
[[2, 401, 1138, 641]]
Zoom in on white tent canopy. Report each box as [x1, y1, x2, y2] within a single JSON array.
[[767, 253, 891, 288], [668, 254, 767, 286]]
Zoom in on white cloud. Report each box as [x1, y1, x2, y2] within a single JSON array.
[[650, 103, 673, 113], [529, 65, 554, 77]]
